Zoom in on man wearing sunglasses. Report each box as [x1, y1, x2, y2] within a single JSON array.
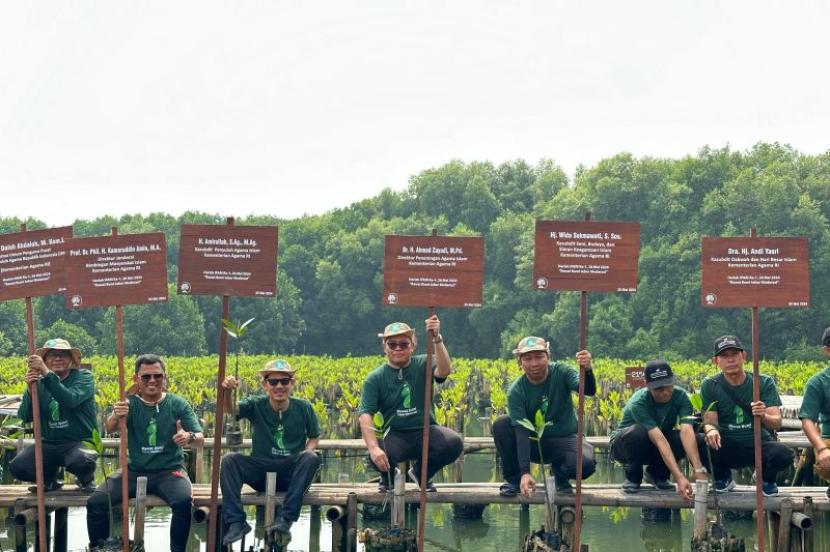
[[11, 338, 98, 493], [86, 354, 204, 552], [220, 359, 321, 545], [358, 316, 463, 493]]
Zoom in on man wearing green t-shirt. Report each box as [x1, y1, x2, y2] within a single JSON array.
[[11, 338, 98, 493], [493, 336, 596, 497], [799, 326, 830, 497], [358, 317, 463, 493], [700, 335, 793, 497], [86, 354, 204, 552], [610, 360, 707, 498], [220, 359, 321, 545]]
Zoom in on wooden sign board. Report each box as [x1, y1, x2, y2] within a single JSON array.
[[177, 225, 278, 297], [701, 237, 809, 308], [63, 233, 168, 309], [534, 220, 640, 292], [0, 226, 72, 301], [382, 235, 484, 308], [625, 366, 646, 389]]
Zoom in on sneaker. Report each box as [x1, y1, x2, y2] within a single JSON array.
[[714, 478, 736, 493], [28, 479, 63, 493], [269, 516, 293, 534], [554, 477, 573, 494], [499, 481, 519, 497], [762, 481, 779, 497], [222, 520, 252, 545], [622, 479, 641, 494], [407, 467, 437, 492], [644, 472, 675, 491], [77, 476, 97, 493]]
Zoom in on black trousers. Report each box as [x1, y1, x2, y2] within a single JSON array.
[[9, 441, 96, 484], [86, 468, 193, 552], [610, 424, 704, 482], [220, 451, 321, 524], [492, 415, 596, 484], [366, 426, 464, 481], [702, 437, 794, 484]]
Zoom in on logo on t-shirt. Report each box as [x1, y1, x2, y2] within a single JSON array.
[[396, 381, 417, 418], [47, 398, 68, 429], [540, 397, 549, 416], [271, 424, 290, 456], [141, 417, 164, 455]]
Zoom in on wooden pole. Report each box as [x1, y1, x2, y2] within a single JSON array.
[[573, 212, 591, 552], [776, 498, 793, 552], [750, 227, 765, 552], [417, 303, 436, 552], [693, 480, 709, 541], [207, 215, 234, 552], [264, 472, 277, 548], [133, 476, 148, 545], [19, 223, 48, 552], [112, 227, 130, 552]]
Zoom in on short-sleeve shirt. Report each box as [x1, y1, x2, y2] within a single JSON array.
[[238, 396, 321, 458], [126, 393, 203, 472], [799, 366, 830, 437], [507, 362, 580, 438], [700, 371, 781, 445], [357, 355, 443, 431], [611, 387, 693, 442], [18, 369, 98, 444]]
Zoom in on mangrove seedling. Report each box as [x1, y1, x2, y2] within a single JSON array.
[[516, 409, 555, 532], [222, 317, 254, 446]]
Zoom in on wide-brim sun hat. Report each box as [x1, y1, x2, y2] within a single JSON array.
[[258, 358, 296, 379], [512, 336, 550, 356], [378, 322, 415, 339], [36, 338, 81, 367]]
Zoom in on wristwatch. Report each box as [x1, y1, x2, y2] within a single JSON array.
[[694, 466, 708, 474], [187, 431, 196, 444]]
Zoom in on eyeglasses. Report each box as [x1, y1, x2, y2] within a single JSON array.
[[45, 351, 71, 359], [386, 340, 411, 350], [140, 373, 164, 382], [266, 377, 293, 387]]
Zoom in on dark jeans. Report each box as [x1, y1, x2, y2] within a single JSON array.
[[9, 441, 96, 484], [610, 424, 704, 482], [86, 468, 193, 552], [702, 437, 794, 484], [492, 415, 596, 483], [366, 426, 464, 481], [220, 451, 321, 524]]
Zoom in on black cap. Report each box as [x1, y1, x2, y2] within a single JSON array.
[[644, 360, 675, 390], [713, 335, 745, 356], [823, 327, 830, 347]]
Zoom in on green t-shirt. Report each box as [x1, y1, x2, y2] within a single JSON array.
[[18, 369, 98, 443], [125, 393, 203, 472], [358, 355, 443, 431], [611, 387, 693, 442], [238, 396, 321, 458], [799, 366, 830, 437], [700, 371, 781, 445], [507, 362, 580, 438]]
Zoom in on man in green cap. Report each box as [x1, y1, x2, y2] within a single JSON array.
[[10, 338, 97, 492], [493, 336, 596, 497], [358, 315, 463, 492], [86, 354, 204, 552], [799, 326, 830, 498], [220, 359, 321, 545]]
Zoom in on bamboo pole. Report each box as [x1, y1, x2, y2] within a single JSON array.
[[693, 480, 709, 541]]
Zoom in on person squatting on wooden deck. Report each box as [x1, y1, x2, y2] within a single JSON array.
[[799, 326, 830, 499], [85, 353, 205, 552], [219, 359, 321, 545], [492, 336, 597, 498]]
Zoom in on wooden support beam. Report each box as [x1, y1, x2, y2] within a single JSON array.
[[133, 476, 148, 546]]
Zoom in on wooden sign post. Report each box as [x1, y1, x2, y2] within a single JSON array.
[[0, 223, 72, 552], [701, 231, 810, 552], [534, 216, 640, 552], [382, 232, 484, 552], [177, 220, 278, 552], [63, 229, 168, 552]]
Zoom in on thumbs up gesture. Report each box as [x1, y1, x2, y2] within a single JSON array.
[[173, 419, 191, 446]]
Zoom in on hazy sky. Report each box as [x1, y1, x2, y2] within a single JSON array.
[[2, 2, 828, 227]]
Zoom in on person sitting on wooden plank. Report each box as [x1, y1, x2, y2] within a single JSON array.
[[798, 326, 830, 499], [492, 336, 596, 497], [610, 360, 707, 497], [358, 317, 463, 493], [10, 338, 98, 493], [700, 335, 793, 497], [220, 359, 321, 545], [86, 354, 204, 552]]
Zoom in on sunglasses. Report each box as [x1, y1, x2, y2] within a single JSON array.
[[266, 377, 293, 387], [140, 373, 164, 382], [386, 340, 411, 350], [45, 351, 71, 359]]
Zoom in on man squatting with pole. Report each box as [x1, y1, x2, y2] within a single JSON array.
[[220, 359, 322, 545], [493, 336, 596, 497], [11, 338, 98, 492], [358, 316, 464, 492], [700, 335, 793, 496], [86, 354, 204, 552], [610, 360, 708, 497], [799, 326, 830, 499]]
